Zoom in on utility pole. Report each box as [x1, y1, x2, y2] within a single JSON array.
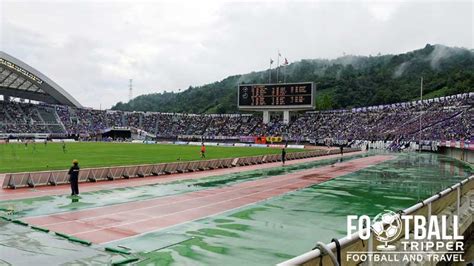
[[419, 77, 423, 152], [129, 79, 133, 102]]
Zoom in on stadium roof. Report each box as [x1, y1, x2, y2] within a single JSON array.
[[0, 51, 82, 107]]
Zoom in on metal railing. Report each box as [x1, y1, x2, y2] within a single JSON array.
[[279, 174, 474, 266], [2, 148, 360, 189]]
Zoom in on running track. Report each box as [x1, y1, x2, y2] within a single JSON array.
[[0, 151, 363, 201], [24, 155, 393, 244]]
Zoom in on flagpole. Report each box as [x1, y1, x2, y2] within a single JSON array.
[[269, 60, 272, 83], [276, 50, 280, 83], [282, 58, 288, 83]]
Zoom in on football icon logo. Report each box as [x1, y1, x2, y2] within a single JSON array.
[[371, 210, 402, 251]]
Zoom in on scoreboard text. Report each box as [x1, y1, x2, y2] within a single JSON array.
[[238, 82, 314, 109]]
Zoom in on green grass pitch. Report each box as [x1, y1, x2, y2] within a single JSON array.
[[0, 142, 297, 173]]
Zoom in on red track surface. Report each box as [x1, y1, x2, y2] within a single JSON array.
[[24, 155, 393, 244], [0, 151, 363, 201]]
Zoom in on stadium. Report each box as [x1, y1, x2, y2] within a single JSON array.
[[1, 2, 473, 265]]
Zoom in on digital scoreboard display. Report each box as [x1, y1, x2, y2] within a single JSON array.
[[238, 82, 314, 109]]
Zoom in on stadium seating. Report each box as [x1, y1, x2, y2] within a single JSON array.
[[0, 93, 472, 142]]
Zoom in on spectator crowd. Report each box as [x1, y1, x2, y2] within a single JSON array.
[[0, 93, 472, 142]]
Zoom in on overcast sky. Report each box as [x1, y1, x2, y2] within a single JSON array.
[[1, 0, 472, 109]]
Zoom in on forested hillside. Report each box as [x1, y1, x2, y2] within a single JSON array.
[[112, 44, 474, 113]]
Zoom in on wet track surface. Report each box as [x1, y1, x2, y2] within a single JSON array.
[[0, 152, 472, 265]]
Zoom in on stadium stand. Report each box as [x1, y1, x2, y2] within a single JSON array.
[[286, 93, 472, 142], [0, 93, 472, 142]]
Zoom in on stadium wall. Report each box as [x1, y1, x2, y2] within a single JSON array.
[[438, 146, 474, 164]]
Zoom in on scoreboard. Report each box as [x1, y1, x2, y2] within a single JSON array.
[[238, 82, 314, 109]]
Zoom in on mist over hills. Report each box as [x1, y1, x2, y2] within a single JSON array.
[[112, 44, 474, 113]]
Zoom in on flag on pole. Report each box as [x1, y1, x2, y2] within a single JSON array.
[[270, 58, 274, 65]]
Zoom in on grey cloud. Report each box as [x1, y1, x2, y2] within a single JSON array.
[[1, 0, 472, 109], [393, 62, 411, 78], [428, 45, 466, 69]]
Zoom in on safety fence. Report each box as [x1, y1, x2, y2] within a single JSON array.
[[278, 174, 474, 266], [2, 148, 360, 189]]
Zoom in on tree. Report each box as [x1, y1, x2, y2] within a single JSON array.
[[111, 44, 474, 113]]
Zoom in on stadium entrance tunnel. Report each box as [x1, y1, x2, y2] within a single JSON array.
[[102, 127, 131, 140]]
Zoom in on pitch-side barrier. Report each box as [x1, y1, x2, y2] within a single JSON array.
[[278, 175, 474, 266], [2, 148, 360, 189]]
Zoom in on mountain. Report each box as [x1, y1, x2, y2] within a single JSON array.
[[112, 44, 474, 113]]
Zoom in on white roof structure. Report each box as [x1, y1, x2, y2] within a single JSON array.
[[0, 51, 82, 107]]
